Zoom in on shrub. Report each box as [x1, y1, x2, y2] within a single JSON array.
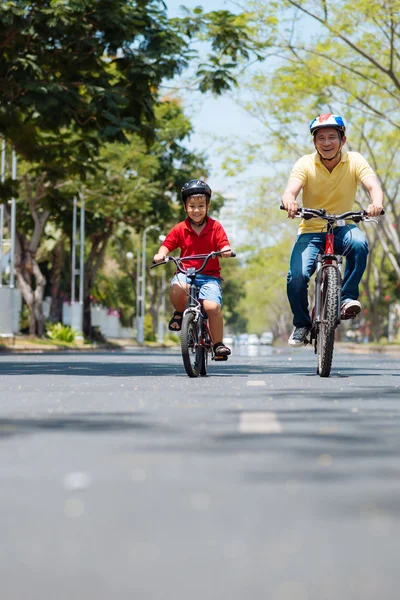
[[46, 322, 77, 343]]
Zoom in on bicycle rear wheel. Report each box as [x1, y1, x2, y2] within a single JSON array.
[[317, 266, 339, 377], [181, 312, 202, 378]]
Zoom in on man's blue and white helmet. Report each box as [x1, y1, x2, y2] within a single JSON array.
[[310, 114, 346, 136]]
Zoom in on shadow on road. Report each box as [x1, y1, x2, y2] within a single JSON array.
[[0, 412, 162, 439], [0, 359, 394, 378]]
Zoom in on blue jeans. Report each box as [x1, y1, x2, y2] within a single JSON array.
[[287, 225, 369, 328]]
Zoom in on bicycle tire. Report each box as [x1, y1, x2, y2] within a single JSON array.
[[181, 312, 202, 378], [200, 344, 208, 376], [200, 320, 210, 377], [317, 266, 339, 377]]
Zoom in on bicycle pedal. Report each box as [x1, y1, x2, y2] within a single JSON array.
[[214, 355, 228, 361]]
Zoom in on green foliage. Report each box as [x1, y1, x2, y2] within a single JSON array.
[[144, 313, 156, 341], [220, 258, 248, 333], [0, 0, 263, 183], [212, 0, 400, 337], [46, 322, 77, 343]]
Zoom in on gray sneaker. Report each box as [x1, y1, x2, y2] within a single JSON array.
[[288, 327, 310, 347], [341, 299, 361, 320]]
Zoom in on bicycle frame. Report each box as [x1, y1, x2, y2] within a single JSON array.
[[150, 250, 236, 376], [312, 220, 342, 339], [183, 265, 213, 358]]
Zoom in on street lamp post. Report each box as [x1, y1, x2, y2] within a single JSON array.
[[126, 250, 140, 338], [157, 268, 166, 344], [71, 193, 85, 335], [137, 225, 160, 344], [157, 235, 167, 344]]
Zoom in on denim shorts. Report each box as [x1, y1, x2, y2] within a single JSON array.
[[170, 273, 222, 306]]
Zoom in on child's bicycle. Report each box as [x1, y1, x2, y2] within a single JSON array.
[[150, 250, 236, 378], [283, 206, 384, 377]]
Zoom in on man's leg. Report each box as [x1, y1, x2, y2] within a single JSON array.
[[287, 233, 323, 329], [334, 225, 369, 317]]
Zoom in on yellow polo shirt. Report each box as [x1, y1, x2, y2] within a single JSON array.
[[289, 151, 376, 234]]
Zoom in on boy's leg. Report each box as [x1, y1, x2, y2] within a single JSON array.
[[198, 276, 230, 356], [202, 300, 224, 344], [169, 274, 189, 330], [287, 234, 323, 329]]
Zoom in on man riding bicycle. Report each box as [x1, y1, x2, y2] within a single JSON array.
[[281, 114, 384, 347]]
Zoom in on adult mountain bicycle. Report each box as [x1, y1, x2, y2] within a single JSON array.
[[150, 251, 236, 378], [285, 206, 384, 377]]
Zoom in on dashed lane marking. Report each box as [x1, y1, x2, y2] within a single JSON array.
[[239, 412, 283, 434]]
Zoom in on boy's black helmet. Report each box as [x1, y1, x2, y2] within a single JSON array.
[[181, 179, 212, 203]]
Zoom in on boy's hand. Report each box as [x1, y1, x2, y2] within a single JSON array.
[[153, 253, 166, 263], [220, 247, 232, 258]]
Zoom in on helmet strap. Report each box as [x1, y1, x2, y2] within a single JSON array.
[[316, 136, 343, 162], [188, 215, 208, 227], [317, 146, 342, 162]]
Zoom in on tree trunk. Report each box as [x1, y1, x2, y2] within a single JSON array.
[[14, 248, 47, 336], [50, 233, 67, 323], [4, 173, 50, 336]]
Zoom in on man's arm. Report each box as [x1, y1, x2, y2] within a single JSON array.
[[281, 178, 303, 219], [361, 175, 384, 217]]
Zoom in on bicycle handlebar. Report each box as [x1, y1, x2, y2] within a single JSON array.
[[150, 250, 236, 275], [280, 205, 385, 222]]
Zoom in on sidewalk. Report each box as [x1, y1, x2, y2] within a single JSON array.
[[335, 341, 400, 355], [0, 335, 177, 353], [1, 335, 400, 354]]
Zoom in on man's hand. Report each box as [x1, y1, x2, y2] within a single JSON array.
[[281, 179, 302, 219], [366, 203, 384, 217], [153, 253, 167, 263], [282, 199, 299, 219]]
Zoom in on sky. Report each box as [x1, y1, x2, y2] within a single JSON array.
[[164, 0, 264, 196]]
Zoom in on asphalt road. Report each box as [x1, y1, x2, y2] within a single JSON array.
[[1, 345, 399, 600]]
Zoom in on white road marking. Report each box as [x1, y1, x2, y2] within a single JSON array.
[[247, 380, 266, 387], [239, 412, 283, 434]]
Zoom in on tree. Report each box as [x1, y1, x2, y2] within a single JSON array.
[[218, 0, 400, 336], [0, 0, 262, 335]]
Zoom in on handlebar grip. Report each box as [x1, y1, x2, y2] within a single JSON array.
[[280, 205, 286, 210], [362, 208, 385, 216], [231, 251, 237, 258]]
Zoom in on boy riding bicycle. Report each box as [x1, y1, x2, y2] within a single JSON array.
[[281, 114, 384, 347], [153, 179, 233, 358]]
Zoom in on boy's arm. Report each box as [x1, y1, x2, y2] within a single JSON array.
[[153, 245, 170, 263], [219, 245, 232, 258], [215, 222, 232, 257]]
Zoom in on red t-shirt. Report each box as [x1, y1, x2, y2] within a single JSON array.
[[162, 217, 230, 277]]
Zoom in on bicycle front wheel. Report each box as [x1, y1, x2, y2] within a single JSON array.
[[181, 312, 202, 378], [317, 266, 339, 377], [200, 320, 211, 377]]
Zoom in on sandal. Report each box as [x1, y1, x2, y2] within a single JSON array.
[[213, 342, 231, 357], [168, 311, 183, 331]]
